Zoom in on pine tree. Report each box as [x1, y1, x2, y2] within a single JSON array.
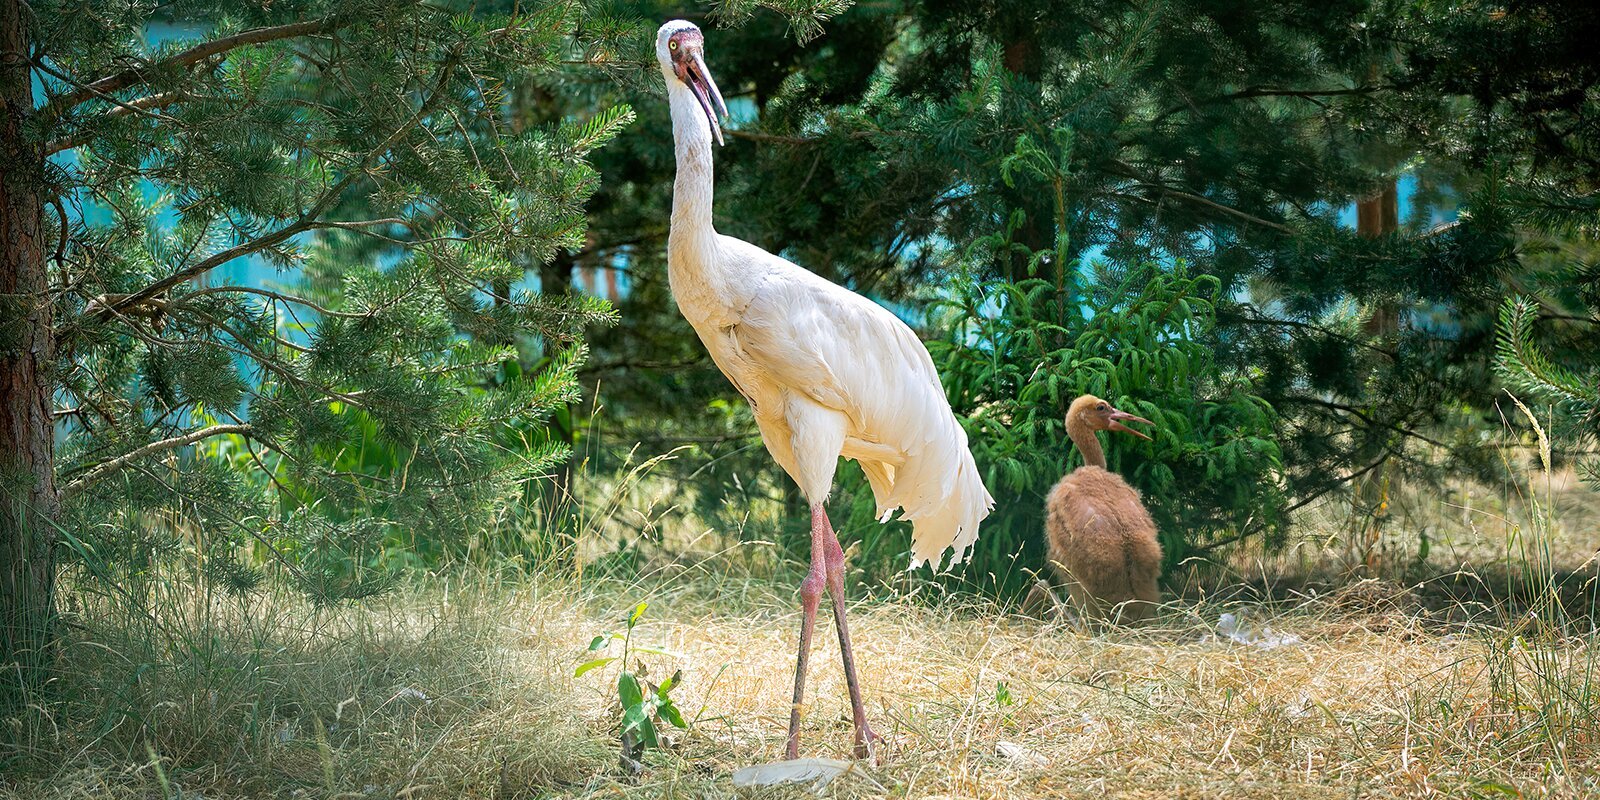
[[2, 0, 638, 707]]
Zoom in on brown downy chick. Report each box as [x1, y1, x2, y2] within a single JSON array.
[[1043, 395, 1162, 624]]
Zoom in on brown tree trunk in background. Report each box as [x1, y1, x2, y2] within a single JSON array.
[[1000, 31, 1051, 284], [1, 1, 59, 710], [1356, 57, 1400, 338], [1355, 176, 1399, 569], [1355, 180, 1398, 240], [511, 80, 581, 507], [1357, 178, 1400, 337], [540, 250, 576, 500], [1002, 39, 1035, 78]]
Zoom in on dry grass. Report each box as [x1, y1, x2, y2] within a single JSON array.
[[4, 555, 1595, 800], [3, 455, 1596, 799]]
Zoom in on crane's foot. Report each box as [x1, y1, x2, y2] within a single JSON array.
[[853, 723, 884, 762]]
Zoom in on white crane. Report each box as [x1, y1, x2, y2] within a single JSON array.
[[654, 20, 994, 760]]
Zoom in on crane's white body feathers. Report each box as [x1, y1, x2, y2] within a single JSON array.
[[662, 58, 993, 570]]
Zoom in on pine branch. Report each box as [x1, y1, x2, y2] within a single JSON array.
[[1192, 455, 1392, 554], [1281, 395, 1455, 451], [85, 198, 335, 321], [727, 129, 816, 145], [118, 459, 319, 594], [726, 128, 883, 145], [43, 90, 189, 154], [184, 285, 362, 318], [60, 424, 254, 499], [1225, 312, 1398, 358], [89, 52, 461, 321], [98, 302, 367, 408], [1496, 296, 1593, 406], [560, 104, 636, 155], [41, 17, 344, 117]]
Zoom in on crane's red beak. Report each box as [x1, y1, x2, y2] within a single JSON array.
[[1107, 408, 1154, 440], [682, 49, 727, 146]]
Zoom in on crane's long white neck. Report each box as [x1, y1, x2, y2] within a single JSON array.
[[1067, 415, 1107, 471], [667, 78, 717, 246]]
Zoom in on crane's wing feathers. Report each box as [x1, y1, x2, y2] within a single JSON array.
[[719, 238, 994, 569]]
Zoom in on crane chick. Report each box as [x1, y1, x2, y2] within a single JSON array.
[[1044, 395, 1162, 624]]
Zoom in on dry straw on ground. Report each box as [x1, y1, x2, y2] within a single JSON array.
[[4, 555, 1595, 800], [3, 464, 1596, 799]]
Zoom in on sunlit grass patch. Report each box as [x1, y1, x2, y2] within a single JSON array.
[[6, 446, 1599, 800], [3, 563, 1597, 799]]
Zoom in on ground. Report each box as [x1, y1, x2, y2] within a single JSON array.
[[5, 558, 1595, 800], [2, 474, 1596, 799]]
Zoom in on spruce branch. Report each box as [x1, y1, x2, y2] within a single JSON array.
[[1110, 159, 1292, 234]]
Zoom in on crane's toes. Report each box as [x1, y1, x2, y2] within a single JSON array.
[[853, 724, 885, 763]]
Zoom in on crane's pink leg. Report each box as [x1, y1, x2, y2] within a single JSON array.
[[784, 504, 829, 759], [819, 510, 882, 760]]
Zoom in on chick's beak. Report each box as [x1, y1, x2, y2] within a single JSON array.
[[682, 47, 728, 146], [1107, 408, 1155, 441]]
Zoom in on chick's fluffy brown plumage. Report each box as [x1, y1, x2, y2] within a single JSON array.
[[1044, 395, 1162, 623]]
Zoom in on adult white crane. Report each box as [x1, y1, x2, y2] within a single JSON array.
[[654, 20, 993, 760]]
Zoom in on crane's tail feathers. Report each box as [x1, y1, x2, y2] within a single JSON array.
[[858, 460, 897, 521], [888, 427, 994, 571]]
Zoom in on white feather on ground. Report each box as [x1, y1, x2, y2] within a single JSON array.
[[730, 757, 858, 791]]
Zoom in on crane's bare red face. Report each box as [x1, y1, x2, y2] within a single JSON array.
[[668, 29, 728, 146]]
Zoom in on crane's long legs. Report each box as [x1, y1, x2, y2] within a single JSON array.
[[786, 503, 881, 761], [819, 510, 882, 760], [784, 505, 829, 759]]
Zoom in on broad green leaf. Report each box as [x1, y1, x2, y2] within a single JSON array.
[[658, 669, 683, 696], [637, 714, 659, 748], [618, 671, 644, 708], [622, 705, 659, 748], [658, 698, 688, 729], [574, 657, 616, 678]]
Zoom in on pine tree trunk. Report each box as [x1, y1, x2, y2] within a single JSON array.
[[1, 1, 59, 710], [1354, 180, 1398, 240]]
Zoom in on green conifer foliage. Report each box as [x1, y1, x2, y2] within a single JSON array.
[[577, 1, 1599, 579], [839, 130, 1286, 595], [22, 0, 638, 605]]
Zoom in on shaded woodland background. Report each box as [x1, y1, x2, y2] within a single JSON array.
[[2, 0, 1598, 718]]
